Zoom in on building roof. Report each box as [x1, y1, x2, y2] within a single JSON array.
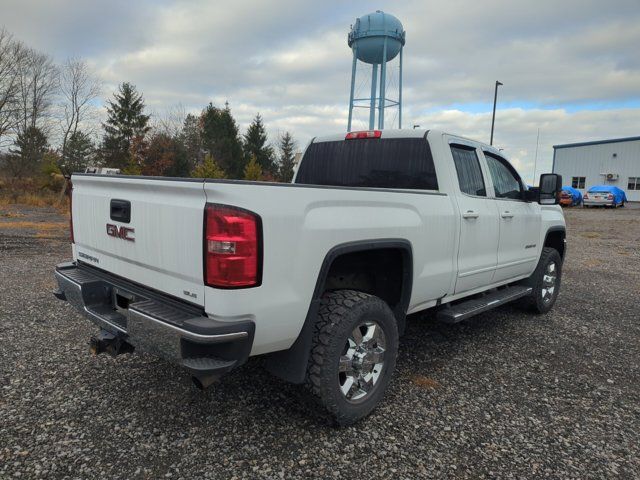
[[553, 136, 640, 150]]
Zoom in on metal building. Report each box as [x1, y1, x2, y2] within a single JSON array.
[[552, 136, 640, 202]]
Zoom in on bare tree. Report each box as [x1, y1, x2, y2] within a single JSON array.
[[152, 104, 186, 137], [59, 57, 101, 166], [0, 28, 27, 147], [16, 47, 58, 136]]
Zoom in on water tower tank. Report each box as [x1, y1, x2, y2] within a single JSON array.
[[346, 11, 406, 131], [348, 11, 405, 64]]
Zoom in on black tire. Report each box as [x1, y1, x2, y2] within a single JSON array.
[[519, 247, 562, 314], [306, 290, 399, 426]]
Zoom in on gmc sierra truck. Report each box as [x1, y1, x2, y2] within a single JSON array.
[[54, 129, 566, 425]]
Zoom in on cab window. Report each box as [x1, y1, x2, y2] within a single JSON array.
[[484, 152, 523, 200], [450, 145, 486, 196]]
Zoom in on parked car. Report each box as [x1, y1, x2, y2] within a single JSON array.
[[560, 186, 582, 207], [583, 185, 627, 208], [54, 129, 566, 425]]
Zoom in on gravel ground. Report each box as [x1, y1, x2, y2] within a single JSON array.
[[1, 203, 639, 479]]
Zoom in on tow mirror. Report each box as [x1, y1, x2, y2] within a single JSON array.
[[539, 174, 562, 205]]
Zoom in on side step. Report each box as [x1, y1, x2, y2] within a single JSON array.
[[437, 285, 533, 324]]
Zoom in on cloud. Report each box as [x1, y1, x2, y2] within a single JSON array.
[[415, 107, 640, 183], [3, 0, 639, 176]]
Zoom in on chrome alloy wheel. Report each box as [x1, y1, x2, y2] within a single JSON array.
[[338, 321, 386, 402], [541, 261, 558, 304]]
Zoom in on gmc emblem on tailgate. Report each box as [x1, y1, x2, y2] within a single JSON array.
[[106, 223, 135, 242]]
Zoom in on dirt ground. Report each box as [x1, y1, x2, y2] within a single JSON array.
[[0, 202, 638, 479]]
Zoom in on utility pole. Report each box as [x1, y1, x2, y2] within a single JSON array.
[[490, 80, 503, 145], [532, 127, 540, 185]]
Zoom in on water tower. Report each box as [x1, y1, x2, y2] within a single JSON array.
[[347, 10, 406, 131]]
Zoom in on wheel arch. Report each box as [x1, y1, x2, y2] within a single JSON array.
[[543, 226, 566, 260], [264, 239, 413, 384]]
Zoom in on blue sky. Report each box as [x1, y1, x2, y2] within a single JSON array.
[[2, 0, 639, 179]]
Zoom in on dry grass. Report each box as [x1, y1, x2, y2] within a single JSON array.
[[582, 232, 601, 239], [409, 374, 441, 389], [34, 231, 61, 239], [0, 193, 69, 211], [0, 221, 66, 230], [0, 212, 25, 218]]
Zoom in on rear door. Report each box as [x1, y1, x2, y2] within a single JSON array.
[[71, 175, 207, 306], [481, 151, 541, 283], [448, 143, 500, 294]]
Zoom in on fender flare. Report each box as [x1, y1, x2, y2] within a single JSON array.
[[264, 239, 413, 384], [543, 226, 567, 259]]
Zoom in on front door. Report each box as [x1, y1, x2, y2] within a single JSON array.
[[482, 151, 541, 283], [449, 144, 500, 294]]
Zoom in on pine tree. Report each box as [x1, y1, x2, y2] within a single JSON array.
[[181, 113, 204, 170], [201, 102, 244, 178], [243, 155, 262, 181], [6, 126, 48, 176], [101, 82, 150, 169], [191, 153, 226, 179], [277, 131, 296, 182], [121, 157, 142, 175], [63, 131, 94, 174], [243, 113, 275, 175]]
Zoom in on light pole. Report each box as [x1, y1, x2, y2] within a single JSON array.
[[490, 80, 503, 145]]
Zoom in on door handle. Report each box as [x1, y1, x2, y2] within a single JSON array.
[[501, 211, 514, 218], [462, 210, 479, 219]]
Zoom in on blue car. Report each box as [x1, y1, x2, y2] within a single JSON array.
[[583, 185, 627, 208], [560, 186, 583, 207]]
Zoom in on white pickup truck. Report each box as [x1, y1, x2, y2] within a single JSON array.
[[54, 129, 566, 425]]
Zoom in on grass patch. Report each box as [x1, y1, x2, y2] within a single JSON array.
[[582, 232, 601, 239], [0, 212, 26, 218], [0, 221, 67, 230], [0, 192, 69, 212]]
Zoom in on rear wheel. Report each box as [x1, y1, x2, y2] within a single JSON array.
[[519, 247, 562, 314], [306, 290, 399, 426]]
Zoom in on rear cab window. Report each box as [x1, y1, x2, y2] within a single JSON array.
[[450, 145, 486, 196], [295, 137, 438, 191]]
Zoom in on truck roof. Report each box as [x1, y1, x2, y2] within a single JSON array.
[[312, 129, 502, 155]]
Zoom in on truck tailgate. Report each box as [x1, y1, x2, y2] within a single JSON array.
[[71, 175, 206, 306]]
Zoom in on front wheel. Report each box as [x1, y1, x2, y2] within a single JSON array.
[[519, 247, 562, 314], [306, 290, 399, 426]]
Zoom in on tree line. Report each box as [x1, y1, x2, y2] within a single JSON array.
[[0, 27, 298, 183]]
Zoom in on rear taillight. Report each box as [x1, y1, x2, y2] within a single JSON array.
[[584, 193, 589, 199], [69, 181, 74, 243], [204, 204, 261, 288], [345, 130, 382, 140], [607, 194, 613, 200]]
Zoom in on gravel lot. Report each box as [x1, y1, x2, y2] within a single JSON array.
[[1, 203, 639, 479]]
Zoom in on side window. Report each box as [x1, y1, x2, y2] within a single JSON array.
[[450, 145, 486, 196], [627, 177, 639, 191], [572, 176, 586, 189], [484, 153, 523, 200]]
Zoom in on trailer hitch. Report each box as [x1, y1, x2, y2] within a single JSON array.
[[89, 330, 135, 357]]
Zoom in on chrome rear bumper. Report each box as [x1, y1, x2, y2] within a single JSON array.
[[54, 262, 254, 378]]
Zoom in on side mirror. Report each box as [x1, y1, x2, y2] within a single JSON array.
[[539, 173, 562, 205]]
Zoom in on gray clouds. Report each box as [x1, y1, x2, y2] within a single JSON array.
[[3, 0, 639, 180]]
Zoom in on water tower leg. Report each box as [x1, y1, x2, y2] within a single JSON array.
[[398, 47, 403, 129], [378, 37, 388, 129], [369, 63, 378, 130], [347, 48, 357, 132]]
